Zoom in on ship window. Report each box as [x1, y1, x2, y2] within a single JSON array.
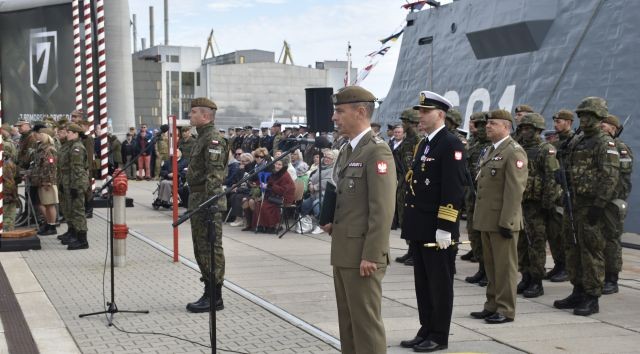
[[419, 36, 433, 45], [451, 23, 457, 33], [407, 20, 415, 26]]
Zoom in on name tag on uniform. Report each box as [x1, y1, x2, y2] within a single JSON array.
[[209, 148, 221, 154], [348, 162, 363, 168], [492, 156, 503, 161]]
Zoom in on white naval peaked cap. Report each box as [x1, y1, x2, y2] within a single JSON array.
[[413, 91, 453, 112]]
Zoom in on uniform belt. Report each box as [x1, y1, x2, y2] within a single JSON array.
[[190, 184, 205, 192]]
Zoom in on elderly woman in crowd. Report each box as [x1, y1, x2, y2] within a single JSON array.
[[301, 148, 338, 234], [250, 158, 296, 233]]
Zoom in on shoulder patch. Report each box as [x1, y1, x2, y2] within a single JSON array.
[[376, 160, 388, 174], [516, 160, 525, 169], [454, 151, 463, 160], [608, 141, 615, 147]]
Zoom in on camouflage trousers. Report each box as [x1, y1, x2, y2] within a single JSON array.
[[518, 203, 548, 279], [545, 206, 566, 266], [603, 201, 624, 274], [65, 187, 87, 232], [565, 206, 605, 297], [189, 191, 225, 286], [58, 184, 67, 221], [4, 202, 16, 231], [465, 194, 483, 262]]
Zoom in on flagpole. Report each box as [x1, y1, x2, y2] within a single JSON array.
[[346, 42, 352, 86]]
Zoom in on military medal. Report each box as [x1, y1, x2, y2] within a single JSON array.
[[348, 179, 355, 190], [491, 168, 496, 176], [425, 178, 430, 186]]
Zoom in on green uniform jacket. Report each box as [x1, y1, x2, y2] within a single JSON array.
[[178, 136, 196, 162], [473, 137, 528, 232], [521, 139, 560, 209], [186, 122, 229, 210], [31, 143, 57, 187], [331, 131, 397, 268]]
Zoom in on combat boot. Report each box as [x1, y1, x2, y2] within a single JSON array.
[[574, 295, 599, 316], [60, 227, 76, 245], [523, 278, 544, 298], [67, 231, 89, 250], [550, 267, 569, 282], [545, 263, 561, 279], [517, 273, 531, 294], [214, 284, 224, 311], [603, 273, 619, 295], [460, 250, 475, 261], [186, 284, 210, 313], [465, 262, 486, 284], [38, 223, 57, 236], [553, 287, 584, 309]]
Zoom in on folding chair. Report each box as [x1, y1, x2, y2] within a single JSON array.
[[278, 179, 305, 238]]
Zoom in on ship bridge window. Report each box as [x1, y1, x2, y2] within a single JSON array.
[[451, 23, 457, 33], [407, 19, 415, 26]]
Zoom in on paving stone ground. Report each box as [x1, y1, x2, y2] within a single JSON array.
[[21, 217, 338, 354]]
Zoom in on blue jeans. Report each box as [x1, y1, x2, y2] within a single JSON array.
[[301, 197, 321, 218]]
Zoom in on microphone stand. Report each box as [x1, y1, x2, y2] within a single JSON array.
[[78, 131, 165, 323], [173, 142, 301, 353]]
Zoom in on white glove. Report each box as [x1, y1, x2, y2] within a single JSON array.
[[435, 229, 452, 250]]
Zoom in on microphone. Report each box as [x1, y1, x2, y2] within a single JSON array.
[[155, 124, 170, 136]]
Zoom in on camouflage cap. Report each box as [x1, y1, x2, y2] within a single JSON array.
[[575, 96, 608, 119], [603, 114, 621, 129], [469, 111, 487, 123], [487, 109, 514, 124], [191, 97, 217, 110], [552, 109, 574, 121], [519, 113, 546, 130], [331, 86, 376, 105], [445, 108, 462, 126], [515, 104, 534, 113], [67, 123, 84, 133], [400, 108, 419, 123]]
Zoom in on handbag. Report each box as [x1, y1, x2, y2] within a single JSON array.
[[267, 195, 284, 206]]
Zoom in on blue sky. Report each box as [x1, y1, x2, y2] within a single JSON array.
[[129, 0, 419, 98]]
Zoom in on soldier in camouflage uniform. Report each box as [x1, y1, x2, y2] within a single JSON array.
[[154, 131, 169, 179], [600, 114, 633, 295], [394, 109, 421, 265], [445, 108, 468, 145], [464, 112, 491, 286], [186, 97, 229, 313], [546, 109, 576, 282], [553, 97, 620, 316], [61, 123, 90, 250], [56, 125, 72, 242], [31, 126, 59, 236], [79, 120, 95, 218], [178, 127, 195, 164], [515, 113, 561, 298], [2, 125, 19, 231]]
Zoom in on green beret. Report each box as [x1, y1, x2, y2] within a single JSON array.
[[400, 108, 419, 123], [515, 104, 534, 113], [331, 86, 376, 105], [552, 109, 574, 121], [191, 97, 217, 110], [603, 114, 621, 129], [67, 123, 84, 133], [488, 109, 514, 124]]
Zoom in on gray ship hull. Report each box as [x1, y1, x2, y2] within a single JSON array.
[[377, 0, 640, 232]]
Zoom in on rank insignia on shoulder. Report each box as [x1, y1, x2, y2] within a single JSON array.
[[516, 160, 525, 169], [373, 136, 385, 144], [376, 161, 388, 174], [608, 141, 615, 147], [454, 151, 463, 160], [348, 162, 363, 168]]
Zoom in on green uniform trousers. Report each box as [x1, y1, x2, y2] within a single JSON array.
[[565, 207, 606, 297], [66, 189, 87, 232], [189, 191, 225, 286], [333, 266, 386, 354], [482, 231, 519, 319]]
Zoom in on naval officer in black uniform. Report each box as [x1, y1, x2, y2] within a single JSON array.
[[400, 91, 466, 352]]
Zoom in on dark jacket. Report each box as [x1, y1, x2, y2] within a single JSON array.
[[159, 157, 188, 180]]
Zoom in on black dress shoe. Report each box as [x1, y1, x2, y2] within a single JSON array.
[[460, 250, 474, 261], [413, 339, 447, 352], [470, 309, 495, 319], [395, 252, 411, 263], [400, 336, 424, 348], [404, 257, 414, 266], [485, 313, 513, 324]]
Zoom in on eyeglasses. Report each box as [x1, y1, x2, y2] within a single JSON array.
[[255, 156, 264, 159], [234, 153, 242, 156]]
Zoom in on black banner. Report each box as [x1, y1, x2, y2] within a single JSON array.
[[0, 3, 75, 123]]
